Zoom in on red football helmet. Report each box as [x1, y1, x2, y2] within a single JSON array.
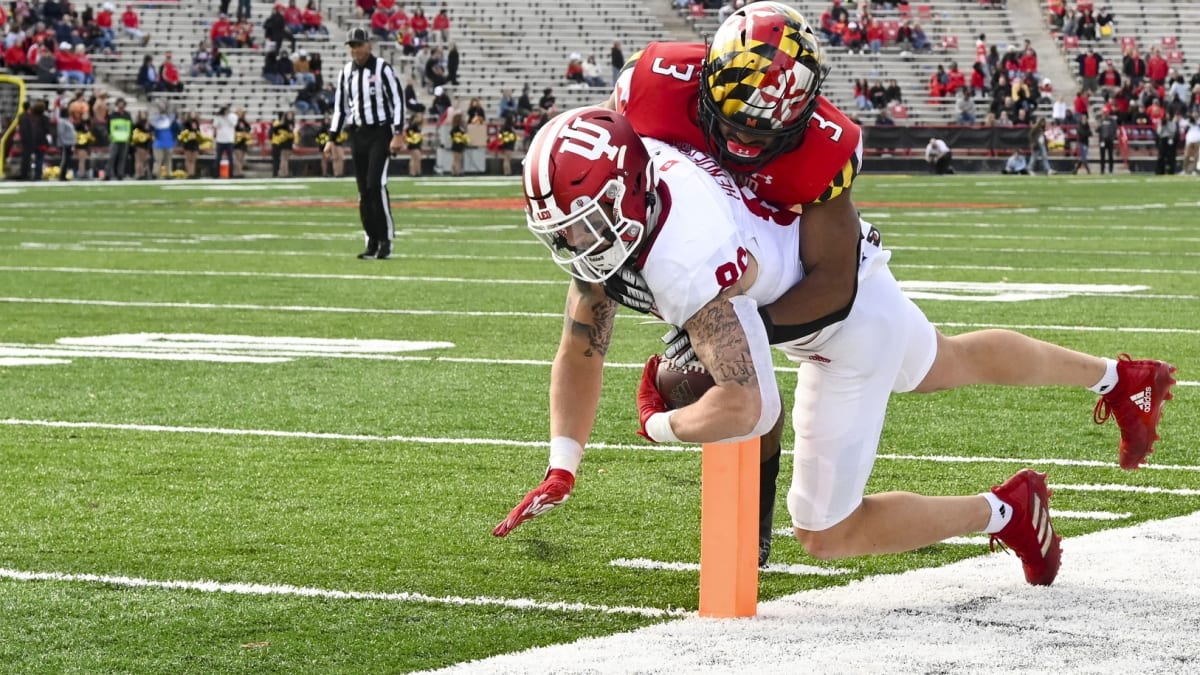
[[522, 107, 657, 283]]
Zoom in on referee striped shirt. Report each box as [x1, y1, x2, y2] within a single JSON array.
[[330, 55, 405, 135]]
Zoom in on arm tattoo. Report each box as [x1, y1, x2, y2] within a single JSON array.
[[689, 302, 756, 386], [567, 279, 616, 358]]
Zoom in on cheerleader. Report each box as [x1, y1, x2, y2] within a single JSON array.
[[233, 108, 252, 178], [315, 114, 347, 178], [270, 110, 294, 178], [178, 111, 202, 178], [497, 115, 517, 176], [131, 110, 154, 179], [449, 112, 468, 177], [405, 118, 424, 177]]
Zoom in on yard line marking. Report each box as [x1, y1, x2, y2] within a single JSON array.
[[609, 558, 853, 577], [891, 262, 1200, 276], [0, 568, 689, 618], [2, 419, 1197, 473], [1051, 510, 1134, 520], [6, 267, 1193, 299], [1053, 484, 1200, 496], [770, 510, 1131, 541], [0, 266, 561, 284], [4, 297, 1200, 336], [887, 245, 1200, 258]]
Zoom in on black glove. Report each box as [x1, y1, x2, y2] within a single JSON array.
[[603, 267, 655, 314]]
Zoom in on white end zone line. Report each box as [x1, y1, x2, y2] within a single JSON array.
[[0, 568, 688, 619]]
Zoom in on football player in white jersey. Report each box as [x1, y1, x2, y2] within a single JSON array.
[[495, 107, 1077, 585]]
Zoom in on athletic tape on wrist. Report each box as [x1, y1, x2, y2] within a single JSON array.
[[645, 411, 680, 443], [548, 436, 583, 475]]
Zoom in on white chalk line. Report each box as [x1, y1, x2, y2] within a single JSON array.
[[0, 568, 686, 618], [1, 419, 1196, 474], [609, 558, 853, 577], [0, 265, 1190, 299], [0, 266, 560, 284], [5, 297, 1200, 338]]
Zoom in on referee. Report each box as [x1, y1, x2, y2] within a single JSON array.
[[326, 27, 405, 260]]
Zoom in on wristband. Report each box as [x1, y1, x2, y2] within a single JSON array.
[[644, 411, 680, 443], [548, 436, 583, 476]]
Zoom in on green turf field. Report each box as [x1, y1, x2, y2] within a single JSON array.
[[0, 174, 1195, 672]]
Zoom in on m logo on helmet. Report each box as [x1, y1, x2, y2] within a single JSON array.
[[559, 118, 626, 166]]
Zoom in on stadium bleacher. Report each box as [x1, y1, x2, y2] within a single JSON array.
[[4, 0, 1197, 176]]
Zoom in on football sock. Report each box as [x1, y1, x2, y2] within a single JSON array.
[[1088, 358, 1119, 395], [758, 447, 782, 567], [981, 491, 1014, 534]]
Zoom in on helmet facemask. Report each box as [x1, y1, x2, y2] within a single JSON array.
[[526, 176, 649, 284]]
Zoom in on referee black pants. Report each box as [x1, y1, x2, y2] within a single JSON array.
[[350, 125, 395, 245]]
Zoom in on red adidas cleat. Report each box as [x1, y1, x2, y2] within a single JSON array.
[[1093, 354, 1177, 470], [989, 469, 1062, 586]]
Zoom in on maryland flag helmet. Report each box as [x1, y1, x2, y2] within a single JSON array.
[[699, 1, 829, 171]]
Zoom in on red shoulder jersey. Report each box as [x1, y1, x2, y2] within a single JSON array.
[[615, 41, 861, 209]]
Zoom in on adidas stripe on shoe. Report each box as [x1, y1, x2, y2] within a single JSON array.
[[989, 469, 1062, 586]]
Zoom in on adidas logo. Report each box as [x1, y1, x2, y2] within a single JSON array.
[[1130, 387, 1153, 414], [808, 354, 831, 363], [1031, 493, 1053, 557]]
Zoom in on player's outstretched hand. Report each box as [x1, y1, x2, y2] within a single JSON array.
[[492, 469, 575, 537], [637, 354, 668, 442], [603, 267, 655, 314]]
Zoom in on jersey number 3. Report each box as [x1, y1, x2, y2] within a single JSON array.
[[650, 58, 697, 82]]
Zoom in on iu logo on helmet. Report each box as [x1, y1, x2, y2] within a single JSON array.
[[559, 118, 625, 165]]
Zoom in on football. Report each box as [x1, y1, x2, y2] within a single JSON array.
[[654, 358, 715, 410]]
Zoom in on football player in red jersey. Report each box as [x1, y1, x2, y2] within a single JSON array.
[[601, 3, 1176, 568]]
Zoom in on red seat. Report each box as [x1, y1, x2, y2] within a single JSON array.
[[883, 22, 899, 44], [1161, 36, 1178, 50], [917, 4, 933, 21], [689, 2, 705, 18], [1120, 36, 1137, 52], [1167, 50, 1184, 65], [942, 35, 959, 51], [1062, 35, 1079, 50], [890, 104, 908, 120]]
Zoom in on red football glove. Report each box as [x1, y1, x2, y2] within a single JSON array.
[[492, 468, 576, 537], [637, 354, 668, 442]]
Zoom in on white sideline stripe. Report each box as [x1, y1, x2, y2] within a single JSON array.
[[420, 510, 1200, 674], [5, 297, 1200, 338], [609, 558, 853, 577], [3, 420, 1198, 476], [0, 568, 688, 619]]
